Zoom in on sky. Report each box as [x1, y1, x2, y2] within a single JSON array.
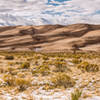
[[0, 0, 100, 25]]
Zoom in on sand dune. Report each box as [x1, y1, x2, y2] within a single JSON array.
[[0, 24, 100, 52]]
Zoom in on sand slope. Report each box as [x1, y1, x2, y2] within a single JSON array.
[[0, 24, 100, 52]]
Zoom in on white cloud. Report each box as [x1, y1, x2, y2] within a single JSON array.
[[0, 0, 100, 25]]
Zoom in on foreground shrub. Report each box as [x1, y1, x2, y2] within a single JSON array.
[[16, 78, 31, 91], [77, 61, 99, 72], [50, 72, 75, 88], [5, 55, 14, 60], [71, 89, 82, 100], [21, 62, 30, 69]]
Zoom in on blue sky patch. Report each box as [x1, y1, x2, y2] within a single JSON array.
[[48, 0, 70, 3], [47, 0, 70, 6]]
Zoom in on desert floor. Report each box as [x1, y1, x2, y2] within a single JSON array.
[[0, 51, 100, 100]]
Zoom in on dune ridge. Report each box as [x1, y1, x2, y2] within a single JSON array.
[[0, 24, 100, 52]]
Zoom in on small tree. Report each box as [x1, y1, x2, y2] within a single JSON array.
[[71, 44, 79, 54]]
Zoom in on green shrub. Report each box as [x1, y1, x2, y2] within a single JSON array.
[[77, 61, 99, 72], [21, 62, 30, 69], [50, 72, 75, 88], [71, 89, 82, 100]]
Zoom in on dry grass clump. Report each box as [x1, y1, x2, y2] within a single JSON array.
[[42, 55, 49, 60], [27, 57, 34, 61], [3, 73, 31, 91], [0, 67, 7, 73], [50, 72, 75, 88], [17, 73, 26, 78], [77, 61, 99, 72], [3, 74, 15, 86], [54, 61, 67, 72], [7, 62, 15, 66], [71, 58, 82, 64], [15, 78, 31, 91], [5, 55, 14, 60], [71, 88, 82, 100], [7, 67, 15, 74], [32, 65, 50, 76], [20, 62, 30, 69], [47, 57, 68, 72], [34, 55, 41, 60], [55, 57, 65, 62]]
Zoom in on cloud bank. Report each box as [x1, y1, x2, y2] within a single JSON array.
[[0, 0, 100, 25]]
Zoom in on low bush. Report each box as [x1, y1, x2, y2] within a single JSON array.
[[7, 67, 15, 74], [17, 73, 25, 78], [55, 57, 65, 62], [77, 61, 99, 72], [3, 74, 15, 86], [34, 55, 41, 60], [50, 72, 75, 88], [71, 58, 82, 64], [5, 55, 14, 60], [32, 65, 50, 76], [15, 78, 31, 91], [42, 55, 49, 60], [54, 61, 67, 72]]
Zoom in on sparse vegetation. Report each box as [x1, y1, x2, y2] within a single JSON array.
[[0, 51, 99, 99]]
